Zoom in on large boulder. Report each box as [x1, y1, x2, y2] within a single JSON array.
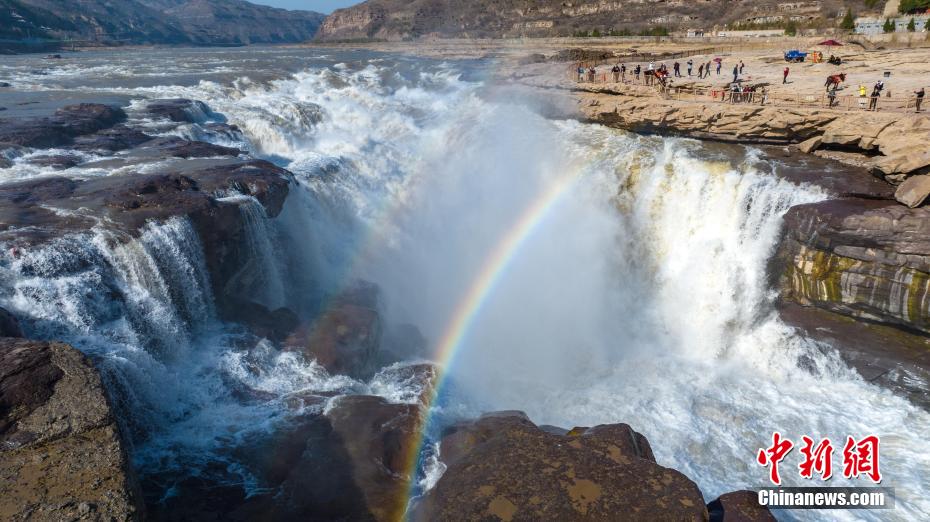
[[0, 339, 143, 521], [895, 174, 930, 208], [285, 281, 383, 378], [154, 394, 423, 522], [707, 490, 775, 522], [0, 104, 126, 148], [413, 411, 708, 521]]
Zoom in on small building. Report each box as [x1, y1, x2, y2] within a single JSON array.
[[716, 29, 786, 38], [686, 29, 705, 37], [855, 15, 930, 35]]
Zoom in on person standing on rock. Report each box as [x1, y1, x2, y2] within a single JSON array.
[[716, 60, 722, 75], [621, 63, 627, 82], [915, 87, 925, 113], [706, 61, 712, 78], [739, 61, 745, 75], [674, 61, 681, 77], [783, 66, 790, 84], [827, 85, 838, 107], [733, 64, 739, 84], [687, 59, 693, 76], [577, 64, 585, 82], [612, 64, 621, 83], [634, 64, 641, 82], [698, 62, 704, 79], [869, 81, 883, 111]]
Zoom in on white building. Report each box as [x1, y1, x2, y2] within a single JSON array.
[[855, 15, 930, 35]]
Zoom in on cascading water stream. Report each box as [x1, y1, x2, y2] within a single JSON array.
[[2, 49, 929, 520]]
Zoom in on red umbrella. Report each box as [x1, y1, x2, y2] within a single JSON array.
[[713, 57, 723, 62], [818, 39, 843, 46]]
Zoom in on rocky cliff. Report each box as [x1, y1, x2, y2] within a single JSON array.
[[1, 0, 324, 47], [317, 0, 871, 41]]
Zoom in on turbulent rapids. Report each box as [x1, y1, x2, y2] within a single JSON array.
[[2, 48, 929, 521]]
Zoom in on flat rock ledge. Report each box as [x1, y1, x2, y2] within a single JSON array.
[[0, 338, 143, 521], [574, 86, 930, 182]]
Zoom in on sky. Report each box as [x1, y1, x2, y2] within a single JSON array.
[[249, 0, 359, 14]]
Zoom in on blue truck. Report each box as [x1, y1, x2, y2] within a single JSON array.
[[784, 50, 808, 62]]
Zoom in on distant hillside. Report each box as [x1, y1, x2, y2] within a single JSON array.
[[1, 0, 324, 46], [316, 0, 881, 41]]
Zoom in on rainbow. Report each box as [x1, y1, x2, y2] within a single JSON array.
[[401, 165, 585, 518]]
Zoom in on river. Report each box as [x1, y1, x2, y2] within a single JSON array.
[[1, 47, 928, 520]]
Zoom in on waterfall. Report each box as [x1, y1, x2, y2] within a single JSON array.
[[3, 49, 929, 520]]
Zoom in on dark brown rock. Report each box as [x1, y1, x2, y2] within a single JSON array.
[[779, 301, 930, 409], [26, 154, 83, 170], [285, 282, 382, 378], [166, 394, 422, 522], [232, 301, 299, 343], [0, 103, 126, 148], [73, 125, 153, 152], [414, 411, 707, 521], [708, 490, 775, 522], [0, 307, 23, 338], [0, 159, 291, 247], [0, 339, 143, 521], [146, 99, 211, 123], [143, 136, 241, 158]]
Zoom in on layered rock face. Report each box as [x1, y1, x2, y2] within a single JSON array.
[[0, 338, 143, 521], [317, 0, 857, 40], [777, 199, 930, 334], [414, 411, 710, 521]]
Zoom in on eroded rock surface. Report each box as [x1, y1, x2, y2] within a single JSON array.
[[414, 411, 708, 521], [0, 339, 142, 521]]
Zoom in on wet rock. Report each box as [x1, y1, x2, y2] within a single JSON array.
[[0, 103, 126, 148], [0, 339, 143, 520], [777, 198, 930, 333], [143, 136, 241, 158], [414, 411, 706, 521], [708, 490, 775, 522], [146, 99, 212, 123], [73, 125, 154, 152], [0, 307, 23, 338], [0, 82, 10, 88], [369, 362, 439, 405], [285, 282, 383, 378], [895, 174, 930, 208], [779, 301, 930, 409], [232, 301, 299, 343], [177, 394, 422, 522], [26, 154, 83, 170], [0, 159, 291, 246]]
